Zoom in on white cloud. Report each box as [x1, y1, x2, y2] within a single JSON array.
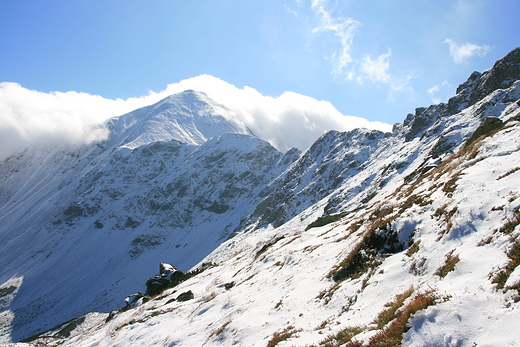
[[358, 51, 413, 101], [445, 39, 491, 64], [427, 81, 453, 104], [306, 1, 411, 98], [0, 76, 391, 160], [361, 51, 391, 84], [310, 0, 360, 77]]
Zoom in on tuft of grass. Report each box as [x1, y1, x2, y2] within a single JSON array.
[[492, 239, 520, 289], [409, 257, 427, 276], [435, 206, 458, 241], [405, 240, 420, 257], [318, 326, 365, 347], [367, 291, 439, 347], [266, 325, 301, 347], [498, 167, 520, 180], [255, 236, 285, 260], [208, 320, 232, 340], [398, 194, 433, 214], [442, 173, 462, 197], [478, 235, 494, 246], [497, 210, 520, 235], [505, 280, 520, 303], [316, 282, 341, 305], [435, 252, 460, 279], [373, 287, 414, 330]]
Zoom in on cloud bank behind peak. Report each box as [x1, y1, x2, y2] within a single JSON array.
[[0, 75, 391, 160]]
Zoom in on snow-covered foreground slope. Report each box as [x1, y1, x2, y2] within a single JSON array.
[[2, 48, 520, 346]]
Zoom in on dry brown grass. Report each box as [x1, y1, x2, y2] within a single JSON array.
[[208, 320, 232, 340], [367, 291, 438, 347], [266, 325, 301, 347], [318, 326, 365, 347], [497, 167, 520, 180], [435, 251, 460, 279], [373, 287, 414, 330], [492, 239, 520, 289]]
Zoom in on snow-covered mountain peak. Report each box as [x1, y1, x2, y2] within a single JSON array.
[[107, 89, 253, 150]]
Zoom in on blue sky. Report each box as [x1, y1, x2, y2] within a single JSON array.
[[0, 0, 519, 156]]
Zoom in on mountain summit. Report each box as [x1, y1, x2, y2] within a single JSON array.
[[1, 48, 520, 346], [107, 89, 253, 149]]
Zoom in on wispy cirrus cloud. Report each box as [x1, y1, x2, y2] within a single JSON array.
[[359, 50, 413, 101], [307, 1, 411, 96], [444, 39, 491, 64], [310, 0, 360, 78]]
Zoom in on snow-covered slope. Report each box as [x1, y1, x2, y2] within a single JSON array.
[[2, 48, 520, 346]]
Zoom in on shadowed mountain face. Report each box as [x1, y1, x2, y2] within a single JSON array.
[[1, 48, 520, 345]]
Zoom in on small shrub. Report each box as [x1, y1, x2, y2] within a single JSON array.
[[0, 285, 16, 298], [330, 224, 405, 283], [442, 174, 461, 197], [176, 290, 194, 302], [492, 270, 510, 289], [463, 117, 504, 149]]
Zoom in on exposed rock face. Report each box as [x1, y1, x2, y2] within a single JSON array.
[[468, 47, 520, 106], [448, 48, 520, 112], [175, 290, 194, 302]]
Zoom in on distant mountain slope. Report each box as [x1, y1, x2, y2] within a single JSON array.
[[1, 48, 520, 346], [0, 90, 295, 342]]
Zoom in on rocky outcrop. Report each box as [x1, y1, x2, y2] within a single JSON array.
[[448, 47, 520, 113], [145, 263, 184, 296]]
